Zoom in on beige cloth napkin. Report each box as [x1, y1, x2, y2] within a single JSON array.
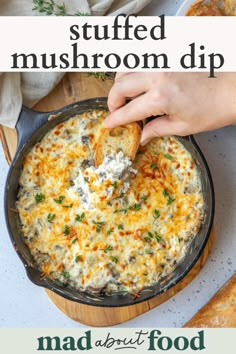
[[0, 0, 152, 128]]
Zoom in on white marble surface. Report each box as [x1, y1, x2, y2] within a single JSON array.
[[0, 0, 236, 328]]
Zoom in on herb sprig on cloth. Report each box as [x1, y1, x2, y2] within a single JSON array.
[[32, 0, 89, 16]]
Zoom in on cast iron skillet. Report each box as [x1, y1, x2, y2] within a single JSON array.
[[4, 97, 215, 307]]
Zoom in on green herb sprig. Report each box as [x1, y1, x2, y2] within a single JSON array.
[[35, 193, 45, 203], [110, 256, 118, 263], [32, 0, 89, 16], [155, 233, 162, 243], [150, 162, 158, 170], [47, 213, 56, 223], [63, 203, 73, 208], [63, 225, 70, 236], [114, 201, 144, 214], [92, 220, 106, 233], [164, 153, 174, 160], [163, 189, 175, 205], [54, 196, 65, 204], [75, 213, 85, 222], [111, 181, 117, 190], [153, 208, 160, 220], [103, 245, 113, 253], [87, 72, 115, 81], [62, 271, 70, 279]]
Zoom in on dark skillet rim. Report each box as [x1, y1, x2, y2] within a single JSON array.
[[4, 98, 215, 307]]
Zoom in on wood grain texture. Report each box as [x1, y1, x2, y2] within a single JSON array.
[[1, 72, 215, 326], [0, 125, 17, 164], [183, 273, 236, 328]]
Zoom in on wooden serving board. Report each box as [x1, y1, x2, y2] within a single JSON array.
[[0, 72, 215, 326]]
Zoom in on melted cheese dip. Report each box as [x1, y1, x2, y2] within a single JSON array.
[[69, 151, 137, 210], [17, 109, 204, 294]]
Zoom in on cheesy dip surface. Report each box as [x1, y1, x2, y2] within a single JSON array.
[[17, 109, 204, 295]]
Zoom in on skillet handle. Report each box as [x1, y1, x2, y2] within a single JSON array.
[[16, 106, 52, 152]]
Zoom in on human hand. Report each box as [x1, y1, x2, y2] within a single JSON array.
[[104, 72, 236, 145]]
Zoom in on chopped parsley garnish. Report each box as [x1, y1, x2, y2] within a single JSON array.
[[164, 153, 174, 160], [111, 181, 117, 190], [153, 209, 160, 219], [155, 234, 162, 243], [132, 203, 142, 211], [84, 177, 89, 182], [35, 193, 45, 203], [103, 245, 113, 253], [54, 196, 65, 204], [186, 214, 191, 220], [144, 236, 151, 242], [110, 256, 118, 263], [71, 238, 77, 244], [163, 189, 169, 198], [107, 229, 114, 235], [114, 208, 128, 214], [62, 271, 70, 279], [150, 162, 158, 170], [47, 213, 56, 223], [75, 212, 85, 222], [114, 198, 144, 214], [63, 203, 73, 208], [140, 195, 148, 202], [167, 196, 175, 205], [143, 273, 148, 276], [163, 189, 175, 205], [144, 232, 153, 243], [117, 224, 124, 230], [63, 225, 70, 236], [75, 255, 81, 263], [92, 220, 106, 233]]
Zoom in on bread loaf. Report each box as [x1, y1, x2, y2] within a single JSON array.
[[225, 0, 236, 15], [183, 274, 236, 327]]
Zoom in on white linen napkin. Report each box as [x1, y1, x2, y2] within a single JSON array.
[[0, 0, 152, 128]]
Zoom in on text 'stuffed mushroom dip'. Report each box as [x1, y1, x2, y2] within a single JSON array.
[[17, 110, 204, 295]]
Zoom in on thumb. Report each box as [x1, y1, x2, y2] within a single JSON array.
[[140, 116, 187, 145]]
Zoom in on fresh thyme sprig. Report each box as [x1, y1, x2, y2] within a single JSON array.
[[32, 0, 89, 16], [163, 189, 175, 205], [87, 72, 116, 81], [35, 193, 45, 203], [92, 220, 106, 233]]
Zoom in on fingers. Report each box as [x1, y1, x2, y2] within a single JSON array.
[[105, 91, 166, 128], [140, 116, 189, 145], [114, 72, 132, 81], [108, 73, 150, 112]]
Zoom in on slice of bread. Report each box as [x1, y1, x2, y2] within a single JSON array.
[[95, 122, 141, 166], [225, 0, 236, 15]]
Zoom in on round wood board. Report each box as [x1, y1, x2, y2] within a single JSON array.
[[1, 72, 215, 326]]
